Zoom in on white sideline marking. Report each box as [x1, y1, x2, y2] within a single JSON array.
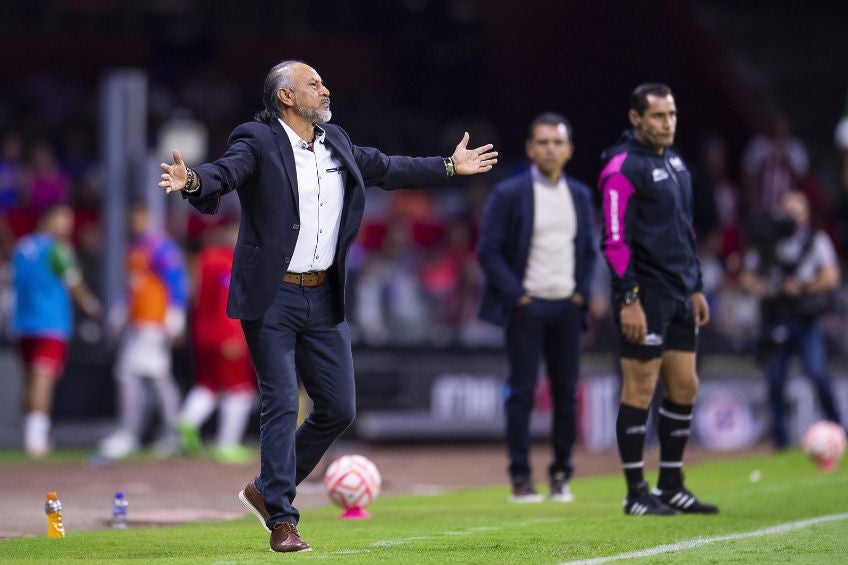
[[300, 517, 564, 558], [560, 513, 848, 565]]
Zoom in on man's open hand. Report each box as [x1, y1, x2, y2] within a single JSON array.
[[158, 149, 188, 194], [451, 132, 498, 175]]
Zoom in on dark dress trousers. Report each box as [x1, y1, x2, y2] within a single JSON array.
[[477, 171, 597, 480], [186, 119, 447, 525]]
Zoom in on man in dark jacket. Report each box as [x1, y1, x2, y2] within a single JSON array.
[[478, 113, 596, 503], [159, 60, 497, 552], [598, 84, 718, 516]]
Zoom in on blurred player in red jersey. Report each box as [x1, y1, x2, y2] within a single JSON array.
[[179, 221, 257, 463]]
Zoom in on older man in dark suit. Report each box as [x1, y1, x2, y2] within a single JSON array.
[[478, 113, 596, 504], [159, 60, 497, 552]]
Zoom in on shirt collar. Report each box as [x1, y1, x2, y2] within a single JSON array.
[[278, 118, 326, 150], [530, 165, 566, 189]]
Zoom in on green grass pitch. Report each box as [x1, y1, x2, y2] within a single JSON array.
[[2, 450, 847, 564]]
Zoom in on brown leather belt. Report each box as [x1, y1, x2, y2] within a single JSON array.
[[283, 271, 327, 287]]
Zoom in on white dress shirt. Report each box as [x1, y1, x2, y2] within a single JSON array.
[[523, 166, 577, 300], [279, 119, 346, 273]]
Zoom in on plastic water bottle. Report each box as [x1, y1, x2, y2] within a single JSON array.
[[45, 492, 65, 538], [111, 492, 128, 529]]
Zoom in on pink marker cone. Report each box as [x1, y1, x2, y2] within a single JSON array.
[[340, 507, 371, 519], [817, 459, 838, 473]]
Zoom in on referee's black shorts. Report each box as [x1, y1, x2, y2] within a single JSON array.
[[612, 286, 698, 361]]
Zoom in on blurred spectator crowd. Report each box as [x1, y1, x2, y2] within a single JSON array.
[[2, 106, 848, 362], [348, 111, 848, 359], [0, 0, 848, 360]]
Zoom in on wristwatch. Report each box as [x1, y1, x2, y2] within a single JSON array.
[[621, 286, 640, 305], [185, 167, 199, 192], [443, 157, 456, 177]]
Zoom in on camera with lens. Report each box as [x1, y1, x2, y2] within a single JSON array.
[[747, 212, 798, 361], [747, 212, 797, 270]]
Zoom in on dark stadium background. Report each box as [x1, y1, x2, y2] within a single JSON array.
[[1, 0, 847, 448]]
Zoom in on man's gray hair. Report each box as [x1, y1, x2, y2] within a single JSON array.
[[255, 60, 303, 122]]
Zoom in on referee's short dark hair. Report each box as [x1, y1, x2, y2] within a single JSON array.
[[629, 83, 673, 116], [528, 112, 572, 141]]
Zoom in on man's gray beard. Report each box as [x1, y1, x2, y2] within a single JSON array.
[[295, 104, 331, 125]]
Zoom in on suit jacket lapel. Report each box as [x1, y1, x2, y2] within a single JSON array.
[[519, 173, 534, 258], [270, 120, 299, 212], [322, 127, 362, 189], [566, 175, 584, 252], [323, 127, 365, 248]]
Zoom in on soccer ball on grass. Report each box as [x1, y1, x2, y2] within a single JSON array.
[[802, 421, 846, 472], [323, 454, 382, 518]]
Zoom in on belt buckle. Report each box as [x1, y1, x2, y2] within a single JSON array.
[[299, 273, 306, 286]]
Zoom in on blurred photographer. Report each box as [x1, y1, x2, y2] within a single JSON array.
[[740, 191, 843, 448]]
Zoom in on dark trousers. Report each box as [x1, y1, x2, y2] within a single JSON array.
[[505, 297, 582, 481], [241, 282, 355, 527], [765, 318, 842, 448]]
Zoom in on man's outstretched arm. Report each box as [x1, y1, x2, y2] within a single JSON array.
[[352, 132, 498, 189]]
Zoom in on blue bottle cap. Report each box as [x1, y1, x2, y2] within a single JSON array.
[[115, 492, 125, 499]]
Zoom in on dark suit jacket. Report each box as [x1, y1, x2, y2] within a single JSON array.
[[186, 119, 447, 321], [477, 171, 597, 327]]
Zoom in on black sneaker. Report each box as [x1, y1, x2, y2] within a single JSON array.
[[652, 486, 719, 514], [623, 482, 677, 516]]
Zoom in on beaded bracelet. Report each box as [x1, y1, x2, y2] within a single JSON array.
[[184, 167, 198, 192]]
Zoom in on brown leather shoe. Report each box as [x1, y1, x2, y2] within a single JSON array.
[[508, 479, 543, 503], [269, 522, 312, 553], [238, 479, 270, 532]]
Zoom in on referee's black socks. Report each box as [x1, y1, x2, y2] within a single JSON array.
[[616, 404, 649, 492], [657, 398, 693, 491]]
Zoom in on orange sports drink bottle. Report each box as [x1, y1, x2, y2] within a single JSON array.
[[45, 492, 65, 538]]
